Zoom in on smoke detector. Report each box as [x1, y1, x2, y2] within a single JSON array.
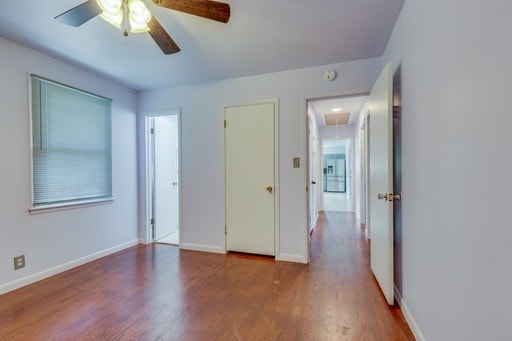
[[323, 70, 337, 81]]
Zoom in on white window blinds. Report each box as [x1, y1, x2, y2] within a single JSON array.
[[30, 75, 113, 208]]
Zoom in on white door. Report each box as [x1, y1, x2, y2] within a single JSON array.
[[167, 118, 179, 235], [225, 102, 275, 256], [360, 126, 366, 224], [153, 116, 179, 241], [369, 63, 394, 305], [308, 117, 316, 233]]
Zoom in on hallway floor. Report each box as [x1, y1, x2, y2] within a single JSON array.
[[324, 191, 351, 211], [0, 212, 413, 340]]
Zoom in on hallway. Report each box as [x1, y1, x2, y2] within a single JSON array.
[[307, 212, 412, 339], [323, 191, 351, 212], [0, 212, 413, 340]]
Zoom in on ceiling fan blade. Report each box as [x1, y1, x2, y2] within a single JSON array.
[[54, 0, 102, 27], [148, 17, 181, 55], [152, 0, 230, 23]]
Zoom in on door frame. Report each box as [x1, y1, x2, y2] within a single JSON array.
[[142, 109, 182, 245], [306, 114, 318, 235], [303, 90, 370, 263], [363, 111, 371, 239], [223, 99, 280, 257]]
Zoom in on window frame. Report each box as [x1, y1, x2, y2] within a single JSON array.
[[28, 74, 114, 213]]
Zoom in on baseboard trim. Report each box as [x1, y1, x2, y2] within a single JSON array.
[[180, 243, 225, 254], [276, 253, 308, 264], [0, 241, 307, 295], [0, 239, 140, 296], [394, 285, 426, 341]]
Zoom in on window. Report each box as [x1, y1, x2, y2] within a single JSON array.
[[30, 75, 113, 210]]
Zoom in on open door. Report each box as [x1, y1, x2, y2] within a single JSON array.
[[369, 62, 396, 305], [151, 115, 180, 245]]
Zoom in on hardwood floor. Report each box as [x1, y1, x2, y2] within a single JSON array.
[[0, 212, 414, 340]]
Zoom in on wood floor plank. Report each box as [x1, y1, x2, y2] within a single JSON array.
[[0, 212, 414, 340]]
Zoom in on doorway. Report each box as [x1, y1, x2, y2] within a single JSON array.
[[304, 68, 400, 305], [306, 94, 369, 263], [147, 113, 181, 246], [307, 95, 368, 217], [322, 138, 352, 212]]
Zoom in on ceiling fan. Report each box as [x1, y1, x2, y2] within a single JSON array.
[[54, 0, 231, 54]]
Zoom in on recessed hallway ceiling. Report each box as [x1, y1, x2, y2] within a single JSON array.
[[309, 95, 369, 127], [0, 0, 404, 90]]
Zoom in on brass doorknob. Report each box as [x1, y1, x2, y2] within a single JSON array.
[[378, 193, 402, 201], [266, 186, 273, 193], [378, 193, 388, 200]]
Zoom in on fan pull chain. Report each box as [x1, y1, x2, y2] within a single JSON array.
[[123, 0, 129, 46]]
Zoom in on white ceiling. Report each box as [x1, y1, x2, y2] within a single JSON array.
[[0, 0, 404, 91], [323, 138, 351, 149], [309, 95, 369, 127]]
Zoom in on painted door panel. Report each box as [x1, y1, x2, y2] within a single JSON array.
[[225, 102, 275, 256], [154, 116, 179, 241], [369, 63, 394, 305]]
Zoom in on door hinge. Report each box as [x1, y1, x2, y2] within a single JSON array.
[[224, 120, 227, 128], [150, 128, 155, 134], [224, 226, 227, 235], [150, 218, 155, 225]]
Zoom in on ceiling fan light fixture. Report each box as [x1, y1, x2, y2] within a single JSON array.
[[55, 0, 230, 54], [99, 11, 123, 28], [97, 0, 122, 15], [97, 0, 123, 28], [129, 0, 151, 33]]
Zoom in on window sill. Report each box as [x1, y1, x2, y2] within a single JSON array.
[[28, 198, 114, 214]]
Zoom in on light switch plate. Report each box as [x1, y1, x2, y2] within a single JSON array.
[[293, 157, 300, 168]]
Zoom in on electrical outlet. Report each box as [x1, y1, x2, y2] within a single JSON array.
[[13, 255, 25, 270]]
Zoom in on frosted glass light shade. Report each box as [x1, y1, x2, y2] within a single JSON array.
[[97, 0, 123, 28], [129, 0, 151, 33], [97, 0, 122, 15]]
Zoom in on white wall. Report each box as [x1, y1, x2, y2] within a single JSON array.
[[0, 37, 139, 294], [323, 146, 346, 155], [319, 124, 355, 140], [138, 58, 382, 262], [383, 1, 512, 339]]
